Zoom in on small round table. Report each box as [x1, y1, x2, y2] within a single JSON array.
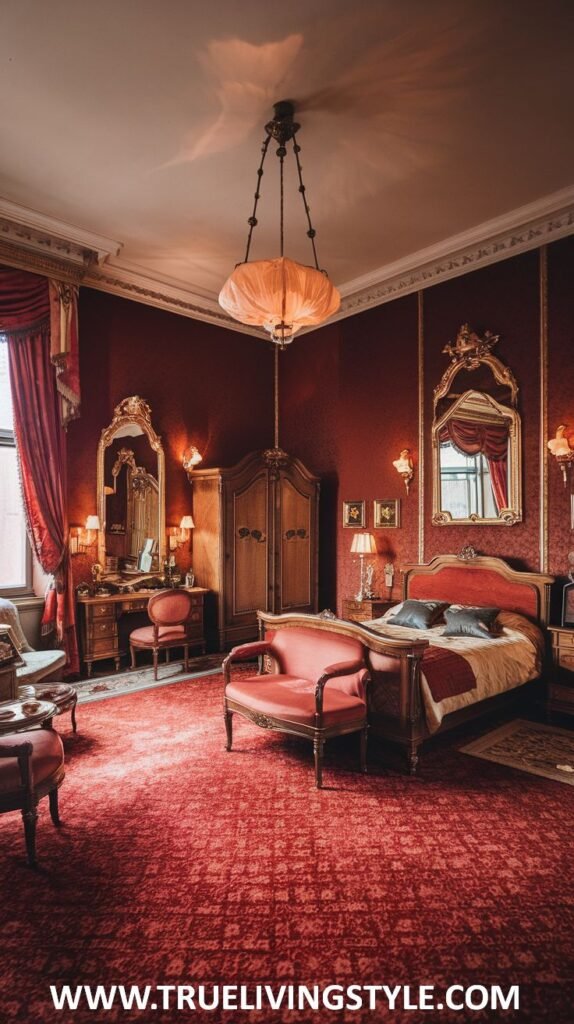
[[0, 698, 58, 735], [18, 683, 78, 733]]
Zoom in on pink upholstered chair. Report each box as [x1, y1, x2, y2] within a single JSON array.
[[222, 622, 370, 787], [0, 728, 65, 866], [129, 589, 197, 680]]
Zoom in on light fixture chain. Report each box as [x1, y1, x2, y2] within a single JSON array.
[[292, 138, 320, 271], [274, 344, 279, 449], [243, 134, 272, 264], [279, 148, 285, 259]]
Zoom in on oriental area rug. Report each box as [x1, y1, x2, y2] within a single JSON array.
[[460, 719, 574, 786], [73, 654, 224, 703], [1, 675, 574, 1024]]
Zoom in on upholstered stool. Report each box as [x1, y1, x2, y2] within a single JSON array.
[[18, 683, 78, 733], [0, 728, 65, 866]]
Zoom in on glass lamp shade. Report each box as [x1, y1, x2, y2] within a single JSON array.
[[350, 532, 377, 555], [85, 515, 100, 531], [179, 515, 195, 530], [218, 256, 340, 344]]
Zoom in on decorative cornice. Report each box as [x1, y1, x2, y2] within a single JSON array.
[[1, 186, 573, 331], [84, 258, 263, 338], [332, 185, 574, 324]]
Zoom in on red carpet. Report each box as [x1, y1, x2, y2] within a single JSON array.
[[1, 672, 573, 1023]]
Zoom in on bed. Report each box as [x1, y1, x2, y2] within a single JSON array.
[[257, 552, 553, 774], [360, 553, 553, 772]]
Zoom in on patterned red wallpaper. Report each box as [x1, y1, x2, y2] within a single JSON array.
[[67, 289, 274, 584], [281, 240, 574, 616], [69, 239, 574, 619]]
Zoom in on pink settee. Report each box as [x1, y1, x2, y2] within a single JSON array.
[[222, 614, 370, 788]]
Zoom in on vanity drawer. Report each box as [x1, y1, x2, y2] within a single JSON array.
[[89, 603, 116, 620], [89, 619, 118, 638], [90, 638, 120, 657], [122, 598, 149, 613]]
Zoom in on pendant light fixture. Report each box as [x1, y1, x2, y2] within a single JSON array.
[[219, 100, 340, 348]]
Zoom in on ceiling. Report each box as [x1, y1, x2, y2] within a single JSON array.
[[1, 0, 574, 334]]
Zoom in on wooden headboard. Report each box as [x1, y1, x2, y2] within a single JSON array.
[[401, 554, 554, 627]]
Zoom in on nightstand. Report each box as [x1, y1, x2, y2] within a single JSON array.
[[342, 597, 397, 623], [547, 626, 574, 717]]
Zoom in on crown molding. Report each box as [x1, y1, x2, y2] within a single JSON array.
[[332, 185, 574, 323], [1, 187, 573, 332], [85, 258, 263, 338], [0, 197, 121, 265]]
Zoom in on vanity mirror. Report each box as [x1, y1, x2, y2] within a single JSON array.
[[96, 396, 166, 574], [432, 325, 522, 526]]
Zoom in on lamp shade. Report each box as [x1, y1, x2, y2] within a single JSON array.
[[182, 445, 203, 470], [350, 532, 377, 555], [219, 257, 340, 344], [85, 515, 100, 531], [179, 515, 195, 530]]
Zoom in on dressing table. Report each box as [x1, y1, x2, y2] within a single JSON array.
[[77, 587, 207, 676]]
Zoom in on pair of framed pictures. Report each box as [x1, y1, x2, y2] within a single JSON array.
[[343, 499, 400, 529]]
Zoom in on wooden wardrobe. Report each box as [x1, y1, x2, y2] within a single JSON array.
[[191, 450, 319, 650]]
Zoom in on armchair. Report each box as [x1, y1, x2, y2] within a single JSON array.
[[222, 618, 370, 787], [0, 728, 65, 866], [0, 598, 66, 686]]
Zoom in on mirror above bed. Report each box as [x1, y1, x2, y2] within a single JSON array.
[[432, 325, 522, 526], [96, 396, 166, 575]]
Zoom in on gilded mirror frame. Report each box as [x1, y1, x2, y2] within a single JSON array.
[[96, 395, 166, 570], [431, 325, 522, 526]]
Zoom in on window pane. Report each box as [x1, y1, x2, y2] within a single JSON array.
[[0, 340, 13, 431], [0, 445, 27, 588]]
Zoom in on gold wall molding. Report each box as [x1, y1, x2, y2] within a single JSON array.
[[417, 290, 424, 562], [539, 246, 549, 573]]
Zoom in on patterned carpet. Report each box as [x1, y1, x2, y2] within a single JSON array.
[[1, 673, 573, 1023], [461, 719, 574, 785]]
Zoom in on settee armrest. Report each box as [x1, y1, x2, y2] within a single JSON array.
[[222, 641, 274, 685], [315, 659, 369, 719]]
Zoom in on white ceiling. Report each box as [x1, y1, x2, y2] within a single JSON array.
[[1, 0, 574, 332]]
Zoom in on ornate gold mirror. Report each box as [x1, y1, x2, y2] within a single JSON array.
[[432, 325, 522, 526], [97, 396, 166, 573]]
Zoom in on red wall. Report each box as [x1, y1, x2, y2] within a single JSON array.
[[280, 238, 574, 613], [67, 289, 274, 582], [68, 239, 574, 611]]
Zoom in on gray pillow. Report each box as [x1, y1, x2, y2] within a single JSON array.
[[387, 599, 449, 629], [443, 605, 501, 639]]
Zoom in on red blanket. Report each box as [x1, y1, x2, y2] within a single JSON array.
[[421, 646, 477, 703]]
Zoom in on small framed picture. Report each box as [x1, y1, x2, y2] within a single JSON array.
[[562, 582, 574, 627], [374, 499, 401, 529], [0, 625, 25, 668], [343, 500, 365, 528]]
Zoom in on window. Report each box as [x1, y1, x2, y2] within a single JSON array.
[[439, 441, 497, 520], [0, 338, 32, 594]]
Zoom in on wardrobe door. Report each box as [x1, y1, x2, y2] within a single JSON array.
[[223, 468, 270, 636], [276, 466, 319, 613]]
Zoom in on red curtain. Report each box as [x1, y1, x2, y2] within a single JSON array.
[[439, 418, 509, 513], [0, 266, 79, 674]]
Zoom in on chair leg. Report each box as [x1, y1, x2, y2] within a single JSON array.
[[130, 644, 137, 670], [153, 649, 159, 681], [360, 724, 368, 774], [224, 708, 233, 751], [49, 787, 62, 827], [166, 648, 170, 664], [184, 644, 189, 672], [71, 698, 78, 734], [22, 807, 38, 867], [314, 736, 324, 789]]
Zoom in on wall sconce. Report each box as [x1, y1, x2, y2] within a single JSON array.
[[70, 515, 100, 555], [548, 425, 574, 486], [182, 446, 203, 480], [393, 448, 414, 494], [168, 515, 195, 550], [350, 532, 377, 602]]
